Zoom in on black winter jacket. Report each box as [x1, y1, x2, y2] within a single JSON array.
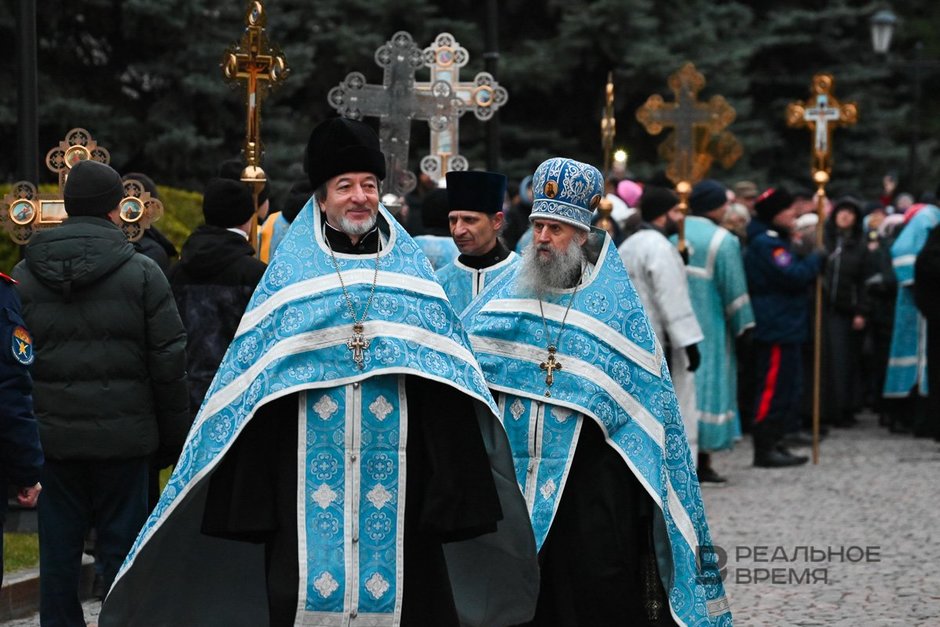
[[823, 208, 873, 317], [12, 217, 189, 462], [169, 225, 266, 420]]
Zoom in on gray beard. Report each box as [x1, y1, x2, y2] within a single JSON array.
[[339, 212, 377, 236], [517, 239, 585, 299]]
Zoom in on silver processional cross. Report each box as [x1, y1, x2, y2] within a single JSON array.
[[328, 31, 508, 196]]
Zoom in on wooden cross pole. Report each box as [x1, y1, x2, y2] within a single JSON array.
[[636, 63, 742, 253], [222, 0, 288, 250], [417, 33, 508, 182], [1, 128, 162, 244], [786, 73, 857, 465]]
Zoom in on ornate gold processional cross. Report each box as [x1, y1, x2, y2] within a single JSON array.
[[346, 322, 371, 370], [636, 63, 742, 252], [222, 0, 288, 249], [786, 74, 857, 466], [1, 128, 162, 244], [539, 346, 563, 397]]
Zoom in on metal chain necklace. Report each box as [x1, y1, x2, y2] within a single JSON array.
[[325, 227, 381, 369], [537, 281, 581, 397]]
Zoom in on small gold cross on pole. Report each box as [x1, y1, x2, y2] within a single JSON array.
[[222, 1, 288, 251], [785, 73, 857, 178], [539, 345, 563, 397], [347, 322, 371, 370]]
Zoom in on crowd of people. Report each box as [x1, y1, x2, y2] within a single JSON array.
[[1, 114, 937, 626]]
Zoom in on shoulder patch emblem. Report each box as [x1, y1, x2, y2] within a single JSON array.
[[772, 247, 792, 267], [12, 326, 34, 365]]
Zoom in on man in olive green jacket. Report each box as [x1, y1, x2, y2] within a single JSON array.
[[13, 159, 188, 627]]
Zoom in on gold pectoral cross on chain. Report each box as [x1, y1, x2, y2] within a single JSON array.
[[540, 345, 563, 397], [347, 322, 370, 370]]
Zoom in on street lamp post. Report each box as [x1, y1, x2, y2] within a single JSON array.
[[870, 8, 940, 192]]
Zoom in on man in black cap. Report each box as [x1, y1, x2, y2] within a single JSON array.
[[219, 158, 272, 226], [743, 186, 823, 467], [12, 159, 189, 625], [169, 177, 267, 425], [413, 187, 460, 270], [436, 170, 518, 316], [619, 187, 704, 470], [121, 172, 179, 274], [100, 118, 538, 627], [678, 179, 755, 483]]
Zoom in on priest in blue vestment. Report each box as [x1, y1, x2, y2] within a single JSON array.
[[436, 170, 519, 318], [883, 203, 939, 423], [99, 118, 538, 627], [464, 158, 732, 626]]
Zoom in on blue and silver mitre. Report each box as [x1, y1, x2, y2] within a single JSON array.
[[528, 157, 604, 232]]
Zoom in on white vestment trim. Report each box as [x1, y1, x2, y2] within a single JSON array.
[[471, 336, 665, 450], [478, 299, 663, 378], [236, 271, 447, 337], [725, 293, 752, 319], [197, 322, 484, 433], [685, 226, 728, 280]]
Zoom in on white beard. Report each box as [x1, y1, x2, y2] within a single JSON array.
[[339, 212, 378, 237], [517, 239, 585, 299]]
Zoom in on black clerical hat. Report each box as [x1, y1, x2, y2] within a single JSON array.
[[445, 170, 508, 215], [304, 118, 386, 191]]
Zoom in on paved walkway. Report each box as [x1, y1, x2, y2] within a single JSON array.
[[5, 413, 938, 626], [702, 411, 940, 625]]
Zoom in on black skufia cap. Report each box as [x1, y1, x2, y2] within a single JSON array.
[[445, 170, 508, 215]]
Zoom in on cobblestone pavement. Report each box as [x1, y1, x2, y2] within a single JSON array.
[[702, 411, 940, 626], [5, 413, 938, 626]]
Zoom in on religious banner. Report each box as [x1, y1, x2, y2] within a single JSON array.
[[636, 63, 742, 250], [221, 0, 288, 248], [1, 128, 162, 244], [328, 31, 508, 197], [786, 73, 857, 465]]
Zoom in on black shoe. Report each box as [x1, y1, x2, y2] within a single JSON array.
[[780, 431, 813, 448], [697, 466, 728, 485], [754, 447, 809, 468]]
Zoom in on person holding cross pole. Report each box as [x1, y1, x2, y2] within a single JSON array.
[[744, 187, 824, 467]]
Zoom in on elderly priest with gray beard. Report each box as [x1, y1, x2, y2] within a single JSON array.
[[463, 157, 732, 626], [99, 118, 538, 627]]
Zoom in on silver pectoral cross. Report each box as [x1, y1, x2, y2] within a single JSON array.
[[347, 322, 371, 370], [539, 345, 563, 397]]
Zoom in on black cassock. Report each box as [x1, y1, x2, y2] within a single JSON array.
[[202, 376, 503, 627], [518, 417, 676, 627]]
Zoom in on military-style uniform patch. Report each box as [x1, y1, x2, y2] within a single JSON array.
[[11, 325, 34, 365], [772, 247, 792, 267]]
